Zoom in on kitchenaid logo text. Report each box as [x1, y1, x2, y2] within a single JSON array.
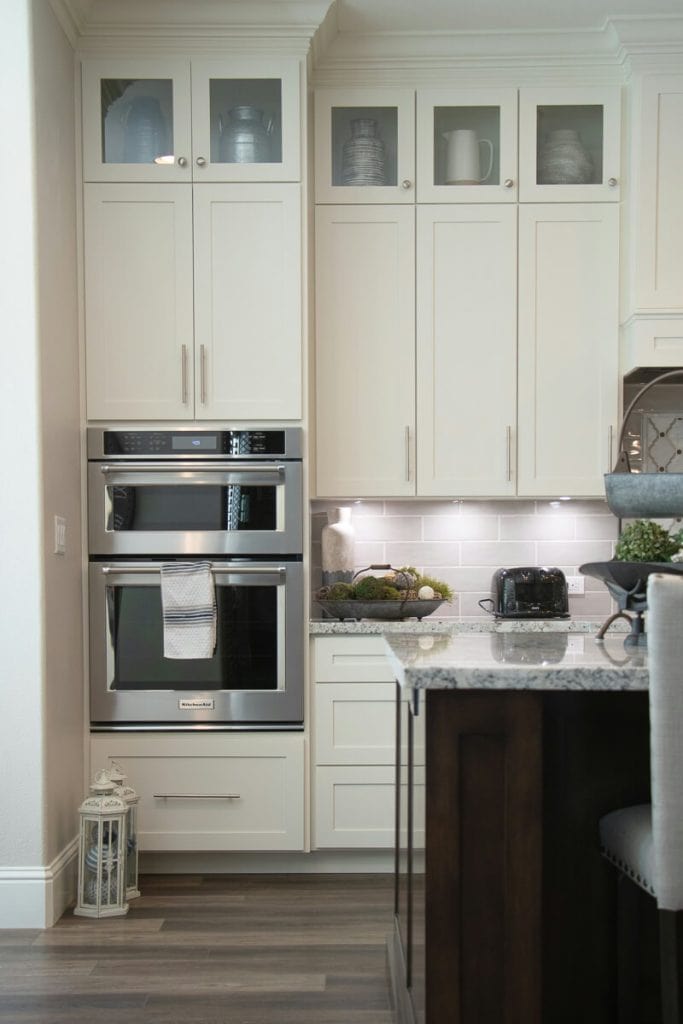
[[178, 699, 215, 710]]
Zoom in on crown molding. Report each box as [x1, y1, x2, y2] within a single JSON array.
[[58, 0, 333, 52]]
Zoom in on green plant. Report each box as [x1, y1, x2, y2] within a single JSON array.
[[614, 519, 682, 562]]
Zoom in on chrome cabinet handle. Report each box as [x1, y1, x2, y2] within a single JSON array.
[[153, 793, 240, 800], [200, 345, 207, 404], [405, 425, 411, 482], [401, 179, 412, 190], [608, 424, 614, 471], [506, 425, 512, 482], [608, 177, 618, 187], [504, 178, 514, 188], [181, 344, 188, 404], [196, 156, 207, 168], [177, 156, 188, 168]]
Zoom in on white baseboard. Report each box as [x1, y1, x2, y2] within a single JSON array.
[[0, 836, 79, 928], [140, 849, 394, 875]]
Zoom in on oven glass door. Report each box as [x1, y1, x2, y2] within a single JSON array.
[[89, 561, 303, 727], [87, 462, 302, 556]]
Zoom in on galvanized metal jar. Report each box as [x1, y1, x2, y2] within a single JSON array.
[[219, 105, 273, 163]]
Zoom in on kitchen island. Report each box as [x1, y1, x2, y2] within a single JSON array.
[[385, 631, 651, 1024]]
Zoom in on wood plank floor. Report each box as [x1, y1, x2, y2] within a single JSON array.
[[0, 874, 395, 1024]]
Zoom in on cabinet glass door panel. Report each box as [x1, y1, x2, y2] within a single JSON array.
[[315, 88, 415, 203], [82, 59, 192, 183], [331, 106, 398, 188], [191, 59, 301, 182], [535, 104, 604, 185], [519, 86, 621, 202], [208, 78, 283, 166], [432, 105, 500, 187], [417, 88, 518, 203], [100, 78, 174, 167]]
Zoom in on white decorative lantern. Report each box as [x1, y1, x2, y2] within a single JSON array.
[[107, 760, 140, 900], [74, 770, 129, 918]]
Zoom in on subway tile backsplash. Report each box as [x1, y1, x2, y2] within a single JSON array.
[[311, 498, 619, 620]]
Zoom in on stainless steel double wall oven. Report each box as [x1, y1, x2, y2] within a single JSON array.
[[87, 428, 304, 729]]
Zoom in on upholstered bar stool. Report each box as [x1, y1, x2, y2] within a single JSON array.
[[599, 572, 683, 1024]]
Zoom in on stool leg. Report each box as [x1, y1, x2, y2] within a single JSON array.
[[659, 910, 683, 1024], [617, 874, 641, 1024]]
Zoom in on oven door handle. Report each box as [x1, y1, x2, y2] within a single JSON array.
[[99, 565, 287, 576], [99, 462, 286, 474]]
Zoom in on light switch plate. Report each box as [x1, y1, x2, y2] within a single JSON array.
[[54, 515, 66, 555]]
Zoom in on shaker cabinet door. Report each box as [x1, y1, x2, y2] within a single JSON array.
[[192, 184, 302, 420], [517, 204, 619, 496], [190, 58, 301, 183], [315, 205, 416, 497], [416, 204, 518, 496], [81, 59, 192, 183], [84, 184, 194, 421]]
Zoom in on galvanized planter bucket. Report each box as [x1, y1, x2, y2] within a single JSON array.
[[605, 369, 683, 519]]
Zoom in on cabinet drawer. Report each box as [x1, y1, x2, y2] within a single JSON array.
[[313, 636, 395, 682], [314, 765, 424, 849], [91, 733, 304, 852], [315, 682, 395, 765]]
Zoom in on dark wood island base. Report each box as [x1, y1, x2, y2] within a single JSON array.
[[388, 685, 651, 1024]]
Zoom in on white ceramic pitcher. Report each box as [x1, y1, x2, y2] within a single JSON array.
[[443, 129, 494, 185]]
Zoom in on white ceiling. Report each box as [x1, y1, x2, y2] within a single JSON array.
[[334, 0, 683, 34]]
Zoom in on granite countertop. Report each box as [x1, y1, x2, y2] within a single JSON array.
[[309, 617, 626, 636], [384, 632, 648, 693]]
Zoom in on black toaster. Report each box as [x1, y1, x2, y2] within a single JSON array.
[[479, 566, 570, 619]]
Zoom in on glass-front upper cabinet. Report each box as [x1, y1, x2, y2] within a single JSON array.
[[315, 88, 415, 203], [82, 57, 301, 183], [416, 88, 518, 203], [190, 58, 300, 182], [82, 59, 192, 182], [519, 86, 621, 202]]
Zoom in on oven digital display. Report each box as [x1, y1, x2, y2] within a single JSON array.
[[172, 435, 218, 451]]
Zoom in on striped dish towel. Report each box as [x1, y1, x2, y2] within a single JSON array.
[[160, 562, 216, 659]]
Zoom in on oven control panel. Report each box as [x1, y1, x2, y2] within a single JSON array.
[[88, 428, 302, 460]]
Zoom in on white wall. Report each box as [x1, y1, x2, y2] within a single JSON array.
[[32, 0, 83, 868], [0, 0, 82, 926], [0, 1, 46, 877]]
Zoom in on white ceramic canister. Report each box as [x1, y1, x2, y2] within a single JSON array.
[[321, 507, 355, 586]]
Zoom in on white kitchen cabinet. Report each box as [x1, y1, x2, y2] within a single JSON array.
[[193, 184, 301, 420], [314, 88, 416, 204], [82, 56, 301, 184], [416, 205, 518, 496], [315, 200, 617, 499], [316, 84, 620, 205], [517, 204, 619, 496], [416, 88, 518, 203], [312, 636, 422, 850], [84, 184, 195, 421], [91, 732, 305, 852], [315, 205, 415, 497], [85, 182, 302, 421], [630, 74, 683, 313], [519, 86, 621, 203]]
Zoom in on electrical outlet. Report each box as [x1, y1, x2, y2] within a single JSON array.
[[54, 515, 66, 556], [566, 575, 584, 595]]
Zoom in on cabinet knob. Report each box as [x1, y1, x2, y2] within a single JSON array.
[[608, 177, 618, 187], [177, 156, 188, 168], [401, 179, 412, 190], [196, 157, 207, 168], [504, 178, 514, 189]]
